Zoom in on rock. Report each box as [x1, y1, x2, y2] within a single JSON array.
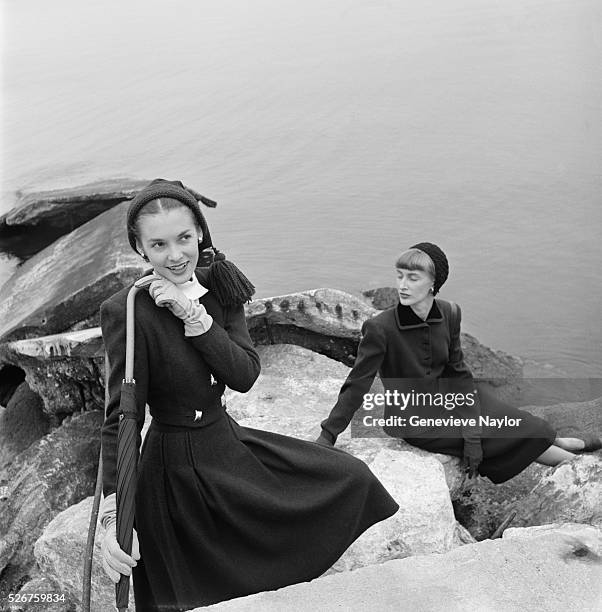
[[329, 449, 460, 573], [453, 522, 477, 545], [0, 201, 147, 343], [452, 462, 549, 541], [245, 289, 375, 366], [0, 411, 102, 596], [31, 496, 135, 612], [197, 530, 602, 612], [503, 523, 602, 556], [0, 179, 149, 259], [451, 398, 602, 540], [339, 434, 466, 499], [0, 381, 51, 469], [362, 287, 399, 310], [0, 329, 105, 418], [524, 396, 602, 439], [460, 332, 524, 403], [225, 343, 351, 438], [513, 455, 602, 528]]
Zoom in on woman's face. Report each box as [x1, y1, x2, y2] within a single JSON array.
[[396, 267, 434, 307], [135, 207, 201, 284]]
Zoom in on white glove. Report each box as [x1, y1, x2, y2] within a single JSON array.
[[136, 274, 213, 336], [100, 493, 141, 583]]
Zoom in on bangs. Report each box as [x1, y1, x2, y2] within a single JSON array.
[[395, 248, 435, 275]]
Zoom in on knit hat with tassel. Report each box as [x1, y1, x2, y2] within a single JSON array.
[[126, 178, 255, 306]]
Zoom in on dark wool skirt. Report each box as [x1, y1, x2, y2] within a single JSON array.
[[132, 413, 398, 612], [403, 385, 556, 484]]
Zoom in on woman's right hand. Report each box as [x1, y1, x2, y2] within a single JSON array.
[[136, 274, 194, 320], [101, 523, 141, 583]]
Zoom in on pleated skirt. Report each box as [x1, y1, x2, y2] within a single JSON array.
[[132, 412, 399, 611]]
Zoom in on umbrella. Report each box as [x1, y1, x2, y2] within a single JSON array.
[[114, 284, 143, 611], [83, 284, 143, 612]]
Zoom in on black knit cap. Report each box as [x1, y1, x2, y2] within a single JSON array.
[[127, 178, 217, 253], [127, 178, 255, 305], [410, 242, 449, 295]]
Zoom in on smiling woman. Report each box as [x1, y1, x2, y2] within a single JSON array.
[[98, 178, 399, 611], [134, 202, 201, 284]]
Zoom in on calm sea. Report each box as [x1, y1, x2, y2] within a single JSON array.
[[1, 0, 601, 376]]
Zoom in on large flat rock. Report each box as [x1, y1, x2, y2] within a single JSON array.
[[329, 449, 460, 573], [0, 201, 146, 343], [197, 528, 602, 612], [0, 178, 149, 259]]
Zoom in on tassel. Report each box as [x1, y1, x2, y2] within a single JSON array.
[[207, 251, 255, 306]]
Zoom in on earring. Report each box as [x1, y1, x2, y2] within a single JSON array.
[[429, 287, 434, 294]]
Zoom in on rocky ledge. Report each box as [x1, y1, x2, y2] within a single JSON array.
[[2, 344, 600, 612], [0, 179, 149, 259]]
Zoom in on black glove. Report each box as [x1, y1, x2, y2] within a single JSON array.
[[462, 439, 482, 479], [315, 432, 335, 447]]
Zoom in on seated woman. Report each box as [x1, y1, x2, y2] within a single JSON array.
[[99, 179, 399, 612], [316, 242, 601, 483]]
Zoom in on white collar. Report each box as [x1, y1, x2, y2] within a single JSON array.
[[180, 274, 209, 300], [154, 270, 209, 300]]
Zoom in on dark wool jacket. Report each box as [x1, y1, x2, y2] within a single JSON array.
[[320, 299, 481, 444], [100, 267, 260, 496]]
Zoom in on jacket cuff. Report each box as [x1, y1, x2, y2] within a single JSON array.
[[319, 429, 336, 445], [184, 312, 213, 336]]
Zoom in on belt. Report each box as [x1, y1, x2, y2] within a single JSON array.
[[150, 398, 225, 430]]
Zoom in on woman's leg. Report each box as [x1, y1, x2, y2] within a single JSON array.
[[553, 437, 585, 452], [535, 444, 576, 466]]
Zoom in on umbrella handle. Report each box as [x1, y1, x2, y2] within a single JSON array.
[[125, 286, 142, 382]]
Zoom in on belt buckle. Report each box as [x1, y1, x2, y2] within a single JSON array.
[[193, 410, 203, 422]]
